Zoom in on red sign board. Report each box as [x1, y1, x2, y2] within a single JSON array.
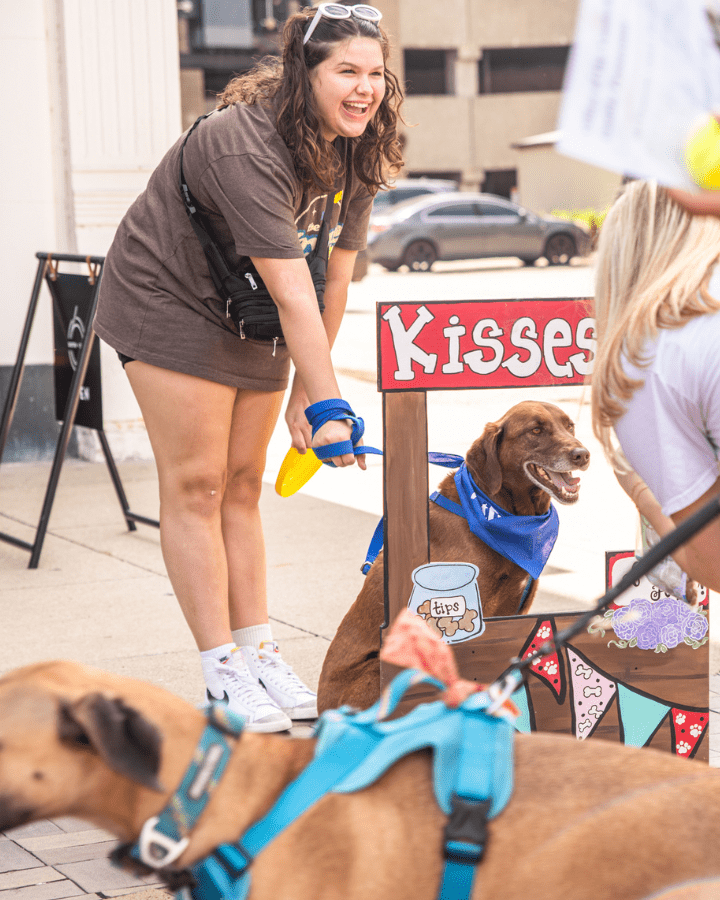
[[377, 298, 595, 392]]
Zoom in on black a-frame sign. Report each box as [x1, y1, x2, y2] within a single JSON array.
[[0, 252, 159, 568]]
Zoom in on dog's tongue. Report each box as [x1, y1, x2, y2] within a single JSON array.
[[549, 470, 580, 492]]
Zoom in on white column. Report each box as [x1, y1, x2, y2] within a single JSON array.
[[63, 0, 182, 458], [0, 0, 181, 459]]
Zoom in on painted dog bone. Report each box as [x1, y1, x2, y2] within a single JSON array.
[[587, 704, 604, 718], [583, 685, 602, 698], [574, 663, 593, 680]]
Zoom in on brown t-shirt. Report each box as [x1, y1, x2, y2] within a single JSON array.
[[93, 103, 373, 390]]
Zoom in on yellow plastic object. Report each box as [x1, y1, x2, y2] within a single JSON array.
[[275, 447, 322, 497], [685, 115, 720, 189]]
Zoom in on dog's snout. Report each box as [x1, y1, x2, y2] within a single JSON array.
[[571, 446, 590, 468]]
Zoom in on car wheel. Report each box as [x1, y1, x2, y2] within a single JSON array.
[[544, 233, 576, 266], [403, 240, 437, 272]]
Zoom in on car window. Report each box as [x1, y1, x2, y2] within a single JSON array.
[[425, 203, 479, 217], [478, 202, 519, 217]]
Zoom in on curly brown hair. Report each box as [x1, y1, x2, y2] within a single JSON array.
[[217, 6, 405, 193]]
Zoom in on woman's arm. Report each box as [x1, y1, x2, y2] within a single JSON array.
[[667, 187, 720, 217], [669, 475, 720, 592], [251, 253, 358, 468], [615, 468, 720, 591], [282, 247, 361, 456]]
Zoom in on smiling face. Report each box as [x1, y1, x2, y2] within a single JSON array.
[[309, 37, 386, 142]]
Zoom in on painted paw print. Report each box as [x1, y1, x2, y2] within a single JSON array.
[[538, 626, 551, 639], [675, 713, 686, 725], [690, 724, 703, 738], [677, 741, 691, 755], [543, 661, 558, 676]]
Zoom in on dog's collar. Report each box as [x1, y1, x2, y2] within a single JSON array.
[[430, 462, 559, 580], [119, 670, 515, 900], [126, 703, 245, 871]]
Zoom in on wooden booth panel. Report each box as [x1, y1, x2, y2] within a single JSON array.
[[387, 611, 710, 762], [377, 297, 710, 763]]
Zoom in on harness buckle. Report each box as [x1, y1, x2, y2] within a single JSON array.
[[138, 816, 190, 868], [443, 794, 491, 865]]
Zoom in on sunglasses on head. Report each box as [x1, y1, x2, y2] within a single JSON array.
[[303, 3, 383, 45]]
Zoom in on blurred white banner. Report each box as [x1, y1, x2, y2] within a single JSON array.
[[557, 0, 720, 188]]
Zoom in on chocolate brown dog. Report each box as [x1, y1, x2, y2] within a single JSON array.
[[1, 660, 719, 900], [318, 400, 590, 713]]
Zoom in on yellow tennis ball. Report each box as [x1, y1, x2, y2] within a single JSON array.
[[685, 116, 720, 190]]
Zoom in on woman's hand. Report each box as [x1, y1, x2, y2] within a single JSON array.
[[285, 379, 312, 453], [312, 418, 367, 470]]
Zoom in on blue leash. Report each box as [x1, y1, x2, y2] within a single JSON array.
[[305, 399, 380, 467], [305, 399, 465, 574]]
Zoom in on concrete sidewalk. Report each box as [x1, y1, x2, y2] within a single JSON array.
[[0, 457, 376, 898], [1, 454, 719, 898]]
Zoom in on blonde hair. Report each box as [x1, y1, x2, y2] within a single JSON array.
[[592, 179, 720, 468]]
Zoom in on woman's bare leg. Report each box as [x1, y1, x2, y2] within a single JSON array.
[[126, 361, 239, 650], [223, 387, 284, 630]]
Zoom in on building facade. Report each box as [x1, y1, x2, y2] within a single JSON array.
[[181, 0, 583, 205]]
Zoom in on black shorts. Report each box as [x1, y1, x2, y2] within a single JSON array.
[[117, 352, 135, 368]]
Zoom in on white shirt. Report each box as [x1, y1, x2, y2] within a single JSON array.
[[614, 269, 720, 516]]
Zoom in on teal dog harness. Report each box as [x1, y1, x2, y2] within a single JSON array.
[[124, 669, 515, 900]]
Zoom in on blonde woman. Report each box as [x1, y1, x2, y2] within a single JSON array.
[[592, 179, 720, 591]]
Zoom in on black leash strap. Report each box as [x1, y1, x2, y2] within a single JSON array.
[[494, 491, 720, 688]]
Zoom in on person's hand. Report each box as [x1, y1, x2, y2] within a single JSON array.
[[285, 382, 312, 453], [312, 418, 366, 469]]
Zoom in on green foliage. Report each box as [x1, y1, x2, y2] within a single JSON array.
[[550, 207, 608, 232]]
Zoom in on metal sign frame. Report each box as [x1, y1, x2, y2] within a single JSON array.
[[0, 252, 158, 568]]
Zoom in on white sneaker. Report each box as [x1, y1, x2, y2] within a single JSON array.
[[202, 649, 291, 733], [241, 642, 318, 720]]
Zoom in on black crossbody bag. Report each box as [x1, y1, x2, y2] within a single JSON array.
[[179, 113, 334, 345]]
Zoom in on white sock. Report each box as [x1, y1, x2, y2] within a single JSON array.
[[200, 642, 236, 663], [232, 624, 273, 650]]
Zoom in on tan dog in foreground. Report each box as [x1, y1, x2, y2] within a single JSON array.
[[318, 401, 590, 713], [1, 659, 720, 899]]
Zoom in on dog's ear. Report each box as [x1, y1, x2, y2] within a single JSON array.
[[58, 694, 164, 792], [468, 422, 504, 496]]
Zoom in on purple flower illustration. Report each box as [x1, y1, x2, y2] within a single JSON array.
[[628, 597, 654, 627], [659, 622, 683, 649], [607, 595, 707, 651], [684, 613, 709, 642], [636, 621, 661, 650], [612, 604, 641, 641], [653, 597, 681, 626]]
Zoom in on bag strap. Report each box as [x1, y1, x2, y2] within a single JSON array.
[[179, 112, 337, 280]]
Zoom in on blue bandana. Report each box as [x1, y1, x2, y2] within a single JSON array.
[[431, 463, 559, 580]]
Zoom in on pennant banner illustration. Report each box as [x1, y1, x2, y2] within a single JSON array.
[[520, 618, 565, 702], [511, 681, 534, 734], [671, 707, 709, 759], [617, 684, 670, 748], [566, 645, 617, 740]]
